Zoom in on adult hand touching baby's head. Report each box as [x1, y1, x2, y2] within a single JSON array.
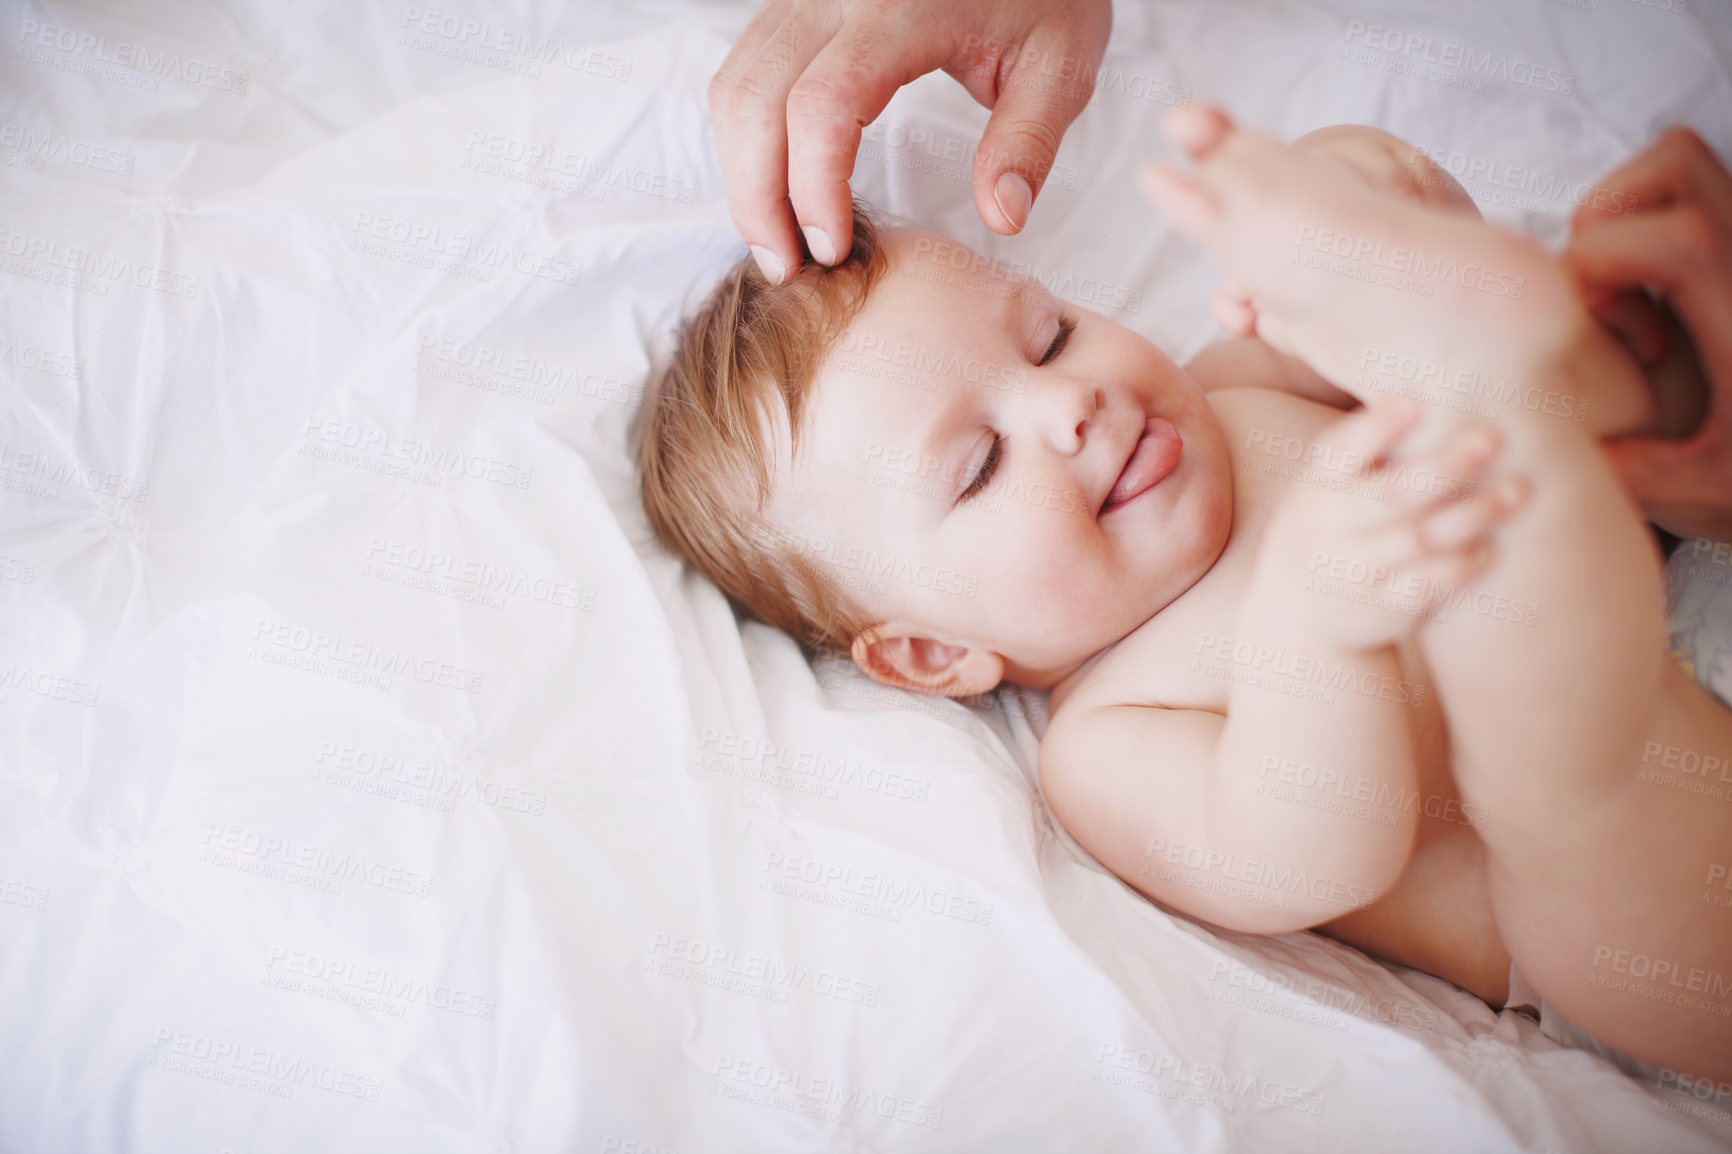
[[1566, 126, 1732, 543], [708, 0, 1111, 286]]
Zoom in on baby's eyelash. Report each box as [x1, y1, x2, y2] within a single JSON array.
[[1040, 311, 1078, 366], [960, 434, 1002, 503]]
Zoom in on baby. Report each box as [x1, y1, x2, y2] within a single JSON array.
[[641, 107, 1732, 1082]]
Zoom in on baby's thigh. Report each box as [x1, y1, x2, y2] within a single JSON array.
[[1489, 665, 1732, 1081]]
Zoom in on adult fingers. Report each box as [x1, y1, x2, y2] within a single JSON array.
[[711, 1, 843, 283], [785, 13, 949, 266], [969, 10, 1111, 234], [1604, 423, 1732, 541], [1571, 126, 1732, 234], [1563, 205, 1732, 375], [1591, 286, 1672, 368]]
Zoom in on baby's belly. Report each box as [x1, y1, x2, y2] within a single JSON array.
[[1316, 640, 1512, 1005]]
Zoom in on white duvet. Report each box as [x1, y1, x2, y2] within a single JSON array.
[[3, 0, 1731, 1150]]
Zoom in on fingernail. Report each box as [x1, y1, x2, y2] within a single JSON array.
[[801, 225, 836, 266], [750, 245, 786, 285], [994, 172, 1032, 234]]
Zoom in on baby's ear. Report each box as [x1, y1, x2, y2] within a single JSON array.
[[850, 625, 1004, 698]]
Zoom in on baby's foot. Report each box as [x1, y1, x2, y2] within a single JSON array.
[[1141, 107, 1650, 434]]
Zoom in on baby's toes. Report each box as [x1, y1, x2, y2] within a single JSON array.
[[1161, 104, 1234, 161], [1210, 286, 1257, 336]]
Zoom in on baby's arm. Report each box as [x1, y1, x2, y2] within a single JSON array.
[[1043, 405, 1517, 934]]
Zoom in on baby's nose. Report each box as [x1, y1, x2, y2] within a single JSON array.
[[1037, 381, 1103, 453]]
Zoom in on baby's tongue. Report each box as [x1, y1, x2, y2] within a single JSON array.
[[1105, 418, 1182, 508]]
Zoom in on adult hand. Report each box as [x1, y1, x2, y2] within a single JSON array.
[[708, 0, 1111, 284], [1566, 127, 1732, 543]]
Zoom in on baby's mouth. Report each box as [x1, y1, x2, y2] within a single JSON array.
[[1101, 417, 1183, 514]]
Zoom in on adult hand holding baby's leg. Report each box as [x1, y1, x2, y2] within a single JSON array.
[[1567, 126, 1732, 542]]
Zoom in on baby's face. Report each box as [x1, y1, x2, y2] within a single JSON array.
[[769, 227, 1233, 687]]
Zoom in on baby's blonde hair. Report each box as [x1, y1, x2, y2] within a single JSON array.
[[638, 199, 892, 655]]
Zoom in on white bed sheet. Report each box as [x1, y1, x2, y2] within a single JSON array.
[[2, 0, 1731, 1151]]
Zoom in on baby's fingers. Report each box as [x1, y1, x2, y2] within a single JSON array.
[[1370, 419, 1501, 517], [1313, 400, 1423, 479], [1418, 474, 1530, 549]]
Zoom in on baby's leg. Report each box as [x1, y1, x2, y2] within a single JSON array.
[[1147, 108, 1732, 1078]]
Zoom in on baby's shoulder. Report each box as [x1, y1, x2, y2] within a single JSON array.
[[1047, 575, 1234, 723]]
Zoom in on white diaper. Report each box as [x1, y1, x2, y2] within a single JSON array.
[[1505, 964, 1664, 1082]]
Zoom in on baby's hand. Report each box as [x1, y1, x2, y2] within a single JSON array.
[[1247, 402, 1528, 654]]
